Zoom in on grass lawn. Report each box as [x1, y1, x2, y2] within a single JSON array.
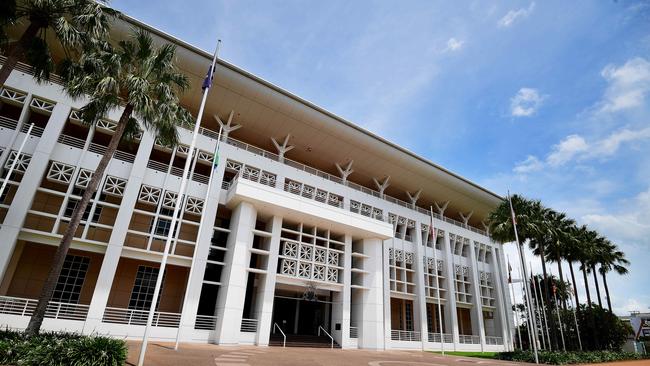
[[431, 351, 498, 359]]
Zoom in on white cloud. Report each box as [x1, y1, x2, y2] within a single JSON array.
[[513, 155, 543, 174], [547, 135, 588, 166], [599, 57, 650, 113], [443, 37, 464, 52], [510, 87, 546, 117], [498, 2, 535, 28], [583, 187, 650, 241], [542, 127, 650, 167]]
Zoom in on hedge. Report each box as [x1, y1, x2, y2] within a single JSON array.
[[0, 329, 127, 366], [497, 349, 644, 365]]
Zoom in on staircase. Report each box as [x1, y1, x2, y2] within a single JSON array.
[[269, 333, 341, 348]]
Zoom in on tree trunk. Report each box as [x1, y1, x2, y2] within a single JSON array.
[[569, 261, 579, 306], [539, 243, 558, 350], [557, 255, 567, 310], [581, 262, 592, 309], [25, 104, 132, 335], [591, 265, 602, 308], [0, 22, 41, 88], [602, 271, 612, 313]]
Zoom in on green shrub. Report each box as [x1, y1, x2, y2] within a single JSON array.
[[0, 329, 127, 366], [497, 349, 643, 365]]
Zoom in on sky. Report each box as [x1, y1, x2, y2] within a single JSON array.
[[111, 0, 650, 315]]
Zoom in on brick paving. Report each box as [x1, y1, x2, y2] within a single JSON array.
[[126, 342, 650, 366]]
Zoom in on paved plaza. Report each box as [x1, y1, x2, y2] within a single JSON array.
[[126, 342, 650, 366]]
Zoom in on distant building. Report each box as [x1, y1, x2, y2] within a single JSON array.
[[0, 13, 512, 351]]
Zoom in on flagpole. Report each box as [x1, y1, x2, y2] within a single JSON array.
[[518, 266, 533, 350], [137, 40, 221, 366], [508, 192, 539, 364], [0, 123, 33, 199], [507, 255, 522, 349], [173, 124, 223, 350], [550, 269, 566, 351], [531, 270, 548, 350], [570, 292, 583, 350], [429, 207, 445, 355]]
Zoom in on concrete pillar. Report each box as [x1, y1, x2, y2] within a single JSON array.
[[0, 102, 69, 279], [213, 201, 256, 344], [413, 223, 428, 349], [442, 230, 460, 350], [175, 151, 226, 342], [382, 240, 392, 347], [254, 215, 282, 346], [469, 241, 487, 350], [82, 130, 156, 332], [331, 234, 352, 347], [358, 237, 385, 350]]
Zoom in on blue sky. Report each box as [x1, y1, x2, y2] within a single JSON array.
[[112, 0, 650, 315]]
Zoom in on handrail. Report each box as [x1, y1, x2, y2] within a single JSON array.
[[273, 322, 286, 348], [318, 325, 334, 349]]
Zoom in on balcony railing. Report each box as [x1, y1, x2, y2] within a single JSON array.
[[458, 334, 481, 344], [390, 330, 421, 342], [218, 134, 487, 236], [428, 332, 454, 343], [485, 336, 503, 345], [102, 307, 180, 328], [350, 326, 358, 339], [194, 315, 217, 330], [1, 55, 64, 85], [192, 172, 209, 184], [240, 318, 258, 333], [0, 295, 89, 321], [146, 160, 169, 173], [57, 134, 86, 149], [20, 123, 44, 137], [0, 116, 18, 130]]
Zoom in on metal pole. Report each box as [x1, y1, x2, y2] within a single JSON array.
[[570, 292, 582, 350], [510, 280, 522, 349], [429, 207, 445, 355], [533, 269, 550, 350], [550, 270, 566, 351], [518, 264, 533, 350], [0, 123, 33, 199], [138, 40, 221, 366], [173, 125, 223, 350], [508, 193, 539, 364], [531, 270, 546, 350]]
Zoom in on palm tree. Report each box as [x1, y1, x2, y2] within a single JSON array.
[[544, 212, 575, 310], [598, 241, 629, 313], [0, 0, 117, 87], [25, 29, 192, 335], [576, 226, 597, 308], [589, 236, 608, 309], [488, 194, 545, 245], [563, 225, 585, 307]]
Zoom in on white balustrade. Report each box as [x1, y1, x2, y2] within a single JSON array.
[[102, 307, 180, 328], [390, 330, 421, 342], [240, 318, 258, 333]]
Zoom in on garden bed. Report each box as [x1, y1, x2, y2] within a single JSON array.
[[496, 350, 646, 365]]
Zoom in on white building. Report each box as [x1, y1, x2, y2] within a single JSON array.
[[0, 15, 513, 351]]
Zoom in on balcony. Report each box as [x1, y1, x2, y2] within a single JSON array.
[[0, 295, 89, 321], [428, 332, 454, 343], [102, 306, 180, 328], [390, 329, 421, 342]]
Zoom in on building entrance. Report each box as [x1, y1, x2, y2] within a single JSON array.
[[272, 295, 330, 336]]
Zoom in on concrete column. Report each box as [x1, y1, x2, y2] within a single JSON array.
[[0, 102, 69, 279], [413, 224, 428, 349], [469, 241, 487, 350], [82, 130, 156, 332], [442, 230, 460, 350], [254, 215, 282, 346], [331, 234, 352, 347], [382, 240, 392, 347], [358, 237, 385, 350], [494, 246, 513, 350], [213, 201, 256, 344], [175, 153, 226, 342]]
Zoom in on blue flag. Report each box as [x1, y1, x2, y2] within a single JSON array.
[[202, 64, 215, 91]]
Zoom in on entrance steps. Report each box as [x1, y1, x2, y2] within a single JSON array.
[[269, 334, 341, 348]]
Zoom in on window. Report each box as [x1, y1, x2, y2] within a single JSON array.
[[128, 265, 165, 310], [64, 199, 101, 222], [52, 255, 90, 304], [153, 218, 172, 236], [405, 302, 414, 331]]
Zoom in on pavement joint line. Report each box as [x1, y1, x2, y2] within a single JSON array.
[[215, 363, 250, 366]]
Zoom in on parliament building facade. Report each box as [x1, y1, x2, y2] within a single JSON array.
[[0, 15, 513, 352]]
